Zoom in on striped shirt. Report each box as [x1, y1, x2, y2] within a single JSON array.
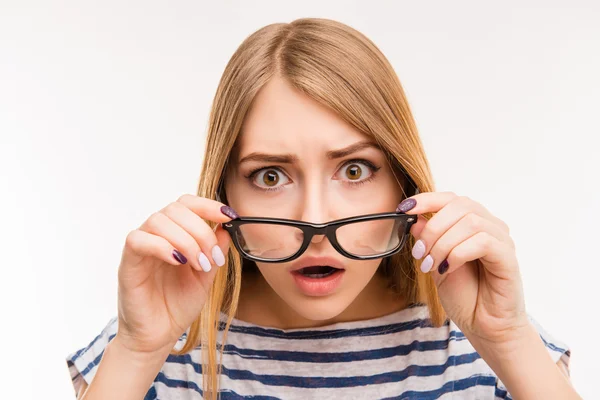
[[66, 303, 570, 399]]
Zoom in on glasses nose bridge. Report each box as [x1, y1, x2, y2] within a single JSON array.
[[305, 222, 335, 243]]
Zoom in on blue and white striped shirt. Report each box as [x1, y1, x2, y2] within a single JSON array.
[[66, 303, 570, 399]]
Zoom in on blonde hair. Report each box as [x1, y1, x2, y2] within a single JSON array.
[[176, 17, 445, 399]]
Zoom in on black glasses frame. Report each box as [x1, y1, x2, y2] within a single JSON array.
[[221, 212, 418, 263]]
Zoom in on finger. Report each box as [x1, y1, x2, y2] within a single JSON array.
[[433, 232, 517, 280], [397, 191, 458, 215], [214, 224, 232, 266], [420, 212, 514, 274], [124, 229, 188, 267], [445, 195, 509, 232], [161, 201, 228, 269], [176, 194, 239, 223], [140, 212, 205, 272], [409, 214, 428, 239], [399, 193, 510, 233], [186, 224, 233, 287], [410, 196, 514, 259]]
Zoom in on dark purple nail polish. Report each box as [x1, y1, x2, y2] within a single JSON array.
[[172, 249, 187, 264], [438, 259, 449, 274], [220, 205, 239, 219], [396, 198, 417, 213]]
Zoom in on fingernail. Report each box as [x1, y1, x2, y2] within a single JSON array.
[[172, 249, 187, 264], [438, 259, 449, 274], [396, 198, 417, 213], [211, 245, 226, 267], [420, 254, 433, 273], [197, 251, 212, 272], [412, 239, 426, 259], [220, 206, 239, 220]]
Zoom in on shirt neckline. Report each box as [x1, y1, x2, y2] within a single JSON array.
[[218, 302, 427, 333]]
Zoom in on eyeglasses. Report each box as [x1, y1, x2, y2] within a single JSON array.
[[221, 211, 418, 263], [216, 166, 420, 263]]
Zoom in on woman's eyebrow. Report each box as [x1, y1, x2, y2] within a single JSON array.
[[237, 140, 379, 165], [326, 140, 379, 159], [238, 152, 298, 164]]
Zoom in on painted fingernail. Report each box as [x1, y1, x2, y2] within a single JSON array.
[[212, 245, 225, 267], [438, 259, 449, 274], [220, 206, 239, 219], [396, 198, 417, 213], [172, 249, 187, 264], [420, 254, 433, 273], [197, 251, 212, 272], [412, 239, 426, 259]]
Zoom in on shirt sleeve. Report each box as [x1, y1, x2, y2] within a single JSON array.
[[65, 316, 119, 396], [494, 314, 571, 399]]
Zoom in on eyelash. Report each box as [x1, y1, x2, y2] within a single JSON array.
[[339, 159, 381, 187], [245, 166, 287, 192], [245, 159, 381, 191]]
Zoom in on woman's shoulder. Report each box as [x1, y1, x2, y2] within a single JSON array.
[[65, 316, 197, 397], [443, 312, 571, 370], [326, 303, 572, 397], [66, 316, 118, 395], [429, 308, 572, 398], [415, 305, 571, 370]]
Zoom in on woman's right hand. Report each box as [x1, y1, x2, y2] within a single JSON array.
[[115, 194, 238, 355]]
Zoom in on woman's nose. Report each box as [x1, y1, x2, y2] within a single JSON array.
[[298, 187, 330, 224], [292, 229, 326, 246], [310, 234, 326, 244], [294, 187, 332, 248]]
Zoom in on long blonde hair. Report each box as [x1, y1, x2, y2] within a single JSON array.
[[176, 17, 445, 399]]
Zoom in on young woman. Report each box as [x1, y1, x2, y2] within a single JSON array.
[[66, 18, 579, 399]]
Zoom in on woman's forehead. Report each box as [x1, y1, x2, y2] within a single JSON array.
[[236, 77, 371, 159]]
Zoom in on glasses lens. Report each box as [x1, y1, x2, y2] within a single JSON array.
[[335, 216, 407, 257], [236, 223, 304, 260]]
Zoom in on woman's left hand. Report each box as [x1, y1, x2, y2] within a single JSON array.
[[398, 191, 530, 346]]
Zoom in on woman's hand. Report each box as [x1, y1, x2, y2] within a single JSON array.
[[398, 191, 529, 346], [116, 195, 238, 355]]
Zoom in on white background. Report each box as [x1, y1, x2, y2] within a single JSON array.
[[1, 1, 598, 398]]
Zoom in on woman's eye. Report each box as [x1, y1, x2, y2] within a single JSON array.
[[336, 161, 375, 183], [252, 168, 289, 189]]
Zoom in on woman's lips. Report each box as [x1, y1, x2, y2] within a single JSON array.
[[290, 268, 345, 296]]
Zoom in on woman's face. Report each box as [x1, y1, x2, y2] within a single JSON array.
[[225, 76, 403, 322]]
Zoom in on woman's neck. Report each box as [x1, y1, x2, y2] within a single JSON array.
[[234, 268, 408, 330]]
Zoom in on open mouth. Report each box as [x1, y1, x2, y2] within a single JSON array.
[[294, 265, 343, 278]]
